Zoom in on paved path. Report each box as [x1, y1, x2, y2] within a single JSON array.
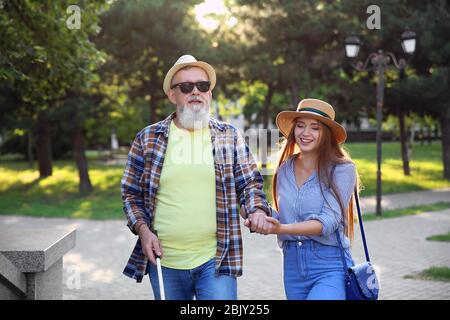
[[0, 188, 449, 300], [359, 187, 450, 214]]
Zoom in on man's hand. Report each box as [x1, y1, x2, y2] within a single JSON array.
[[138, 225, 163, 265], [244, 208, 275, 235]]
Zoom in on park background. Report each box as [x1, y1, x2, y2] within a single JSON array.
[[0, 0, 449, 300]]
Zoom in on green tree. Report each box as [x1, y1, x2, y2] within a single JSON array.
[[0, 0, 109, 191], [94, 0, 211, 127]]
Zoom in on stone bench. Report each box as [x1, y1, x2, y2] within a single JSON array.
[[0, 227, 76, 299]]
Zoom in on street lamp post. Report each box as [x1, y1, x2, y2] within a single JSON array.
[[345, 31, 416, 216]]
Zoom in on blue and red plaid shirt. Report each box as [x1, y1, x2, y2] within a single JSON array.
[[121, 112, 270, 282]]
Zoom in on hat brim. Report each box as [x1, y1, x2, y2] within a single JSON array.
[[276, 110, 347, 144], [163, 61, 216, 95]]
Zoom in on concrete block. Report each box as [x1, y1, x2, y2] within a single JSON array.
[[0, 227, 76, 300], [0, 253, 27, 298]]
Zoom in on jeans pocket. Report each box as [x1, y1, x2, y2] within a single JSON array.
[[312, 244, 342, 261]]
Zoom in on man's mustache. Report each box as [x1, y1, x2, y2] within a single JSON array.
[[187, 96, 205, 103]]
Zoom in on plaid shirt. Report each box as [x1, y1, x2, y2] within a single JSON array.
[[121, 112, 270, 282]]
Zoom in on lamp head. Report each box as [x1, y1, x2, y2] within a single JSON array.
[[401, 30, 416, 55], [345, 35, 362, 58]]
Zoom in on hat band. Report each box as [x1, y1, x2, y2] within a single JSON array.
[[299, 107, 331, 119]]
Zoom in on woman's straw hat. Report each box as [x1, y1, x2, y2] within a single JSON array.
[[276, 98, 347, 144]]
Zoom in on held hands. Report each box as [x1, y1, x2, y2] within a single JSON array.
[[262, 216, 281, 234], [137, 225, 163, 265], [240, 206, 279, 235]]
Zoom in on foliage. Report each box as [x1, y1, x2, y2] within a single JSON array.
[[0, 0, 110, 159], [1, 0, 450, 186]]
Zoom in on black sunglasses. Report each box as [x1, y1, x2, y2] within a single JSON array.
[[170, 81, 211, 94]]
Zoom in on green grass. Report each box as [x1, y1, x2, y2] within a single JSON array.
[[348, 142, 448, 196], [0, 160, 124, 220], [0, 142, 448, 220], [404, 267, 450, 282], [427, 232, 450, 242], [362, 202, 450, 221]]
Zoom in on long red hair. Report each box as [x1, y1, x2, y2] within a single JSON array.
[[271, 120, 360, 242]]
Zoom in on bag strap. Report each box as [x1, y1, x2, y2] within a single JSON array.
[[335, 186, 371, 271], [336, 230, 350, 271], [353, 186, 371, 262]]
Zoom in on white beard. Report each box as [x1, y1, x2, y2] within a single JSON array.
[[177, 98, 210, 130]]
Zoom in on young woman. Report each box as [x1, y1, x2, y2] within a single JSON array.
[[264, 98, 359, 300]]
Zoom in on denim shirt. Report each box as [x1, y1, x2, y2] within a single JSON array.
[[273, 156, 356, 249]]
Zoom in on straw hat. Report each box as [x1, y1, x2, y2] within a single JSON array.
[[276, 98, 347, 144], [163, 54, 216, 95]]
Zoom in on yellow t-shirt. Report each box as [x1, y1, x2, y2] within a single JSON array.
[[153, 121, 217, 269]]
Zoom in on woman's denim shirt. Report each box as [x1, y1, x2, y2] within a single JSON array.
[[273, 156, 356, 249]]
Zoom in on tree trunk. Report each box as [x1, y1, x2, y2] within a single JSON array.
[[73, 124, 93, 193], [441, 106, 450, 180], [398, 107, 410, 175], [27, 130, 33, 168], [36, 119, 52, 178], [427, 125, 432, 145], [261, 83, 275, 169], [419, 127, 424, 146], [409, 126, 415, 145], [290, 82, 299, 108]]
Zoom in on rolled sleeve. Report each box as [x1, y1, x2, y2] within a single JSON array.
[[269, 207, 280, 220], [305, 163, 356, 237]]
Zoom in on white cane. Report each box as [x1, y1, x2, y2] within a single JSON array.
[[155, 255, 165, 300]]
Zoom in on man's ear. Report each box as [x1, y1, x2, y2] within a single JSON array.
[[167, 89, 176, 104]]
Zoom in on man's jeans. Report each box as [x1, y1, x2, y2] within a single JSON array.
[[147, 258, 237, 300], [282, 240, 354, 300]]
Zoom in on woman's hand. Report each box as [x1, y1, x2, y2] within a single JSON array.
[[264, 216, 282, 235]]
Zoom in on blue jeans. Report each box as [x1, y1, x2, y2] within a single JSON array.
[[282, 240, 354, 300], [147, 258, 237, 300]]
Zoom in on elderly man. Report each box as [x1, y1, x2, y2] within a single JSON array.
[[121, 54, 272, 300]]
